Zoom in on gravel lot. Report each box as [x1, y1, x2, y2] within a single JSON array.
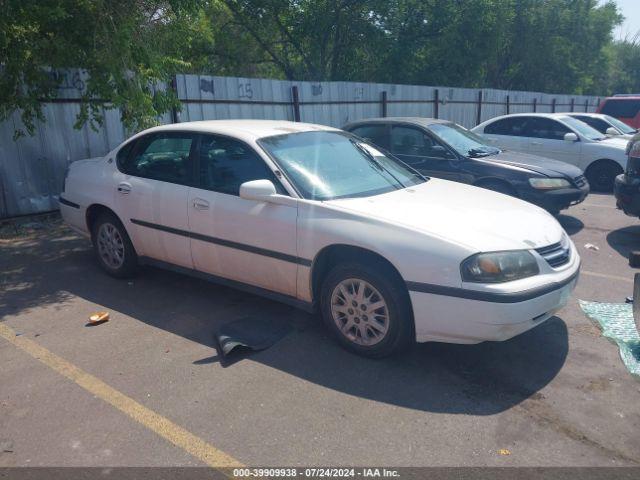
[[1, 193, 639, 468]]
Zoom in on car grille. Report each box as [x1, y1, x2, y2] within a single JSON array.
[[573, 175, 587, 188], [535, 241, 571, 268]]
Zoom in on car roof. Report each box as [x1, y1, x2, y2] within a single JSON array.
[[477, 112, 588, 125], [129, 120, 339, 143], [605, 95, 640, 100], [344, 117, 452, 129], [564, 112, 608, 119]]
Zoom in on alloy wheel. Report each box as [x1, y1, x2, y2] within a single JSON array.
[[330, 278, 390, 346], [97, 222, 125, 269]]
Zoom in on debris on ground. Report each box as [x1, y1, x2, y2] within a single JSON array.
[[0, 440, 14, 453], [87, 311, 110, 326], [497, 449, 511, 456], [214, 316, 292, 358], [584, 243, 599, 251], [579, 300, 640, 378]]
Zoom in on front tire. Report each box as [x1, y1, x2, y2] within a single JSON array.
[[91, 212, 138, 278], [320, 262, 413, 358], [585, 160, 623, 192]]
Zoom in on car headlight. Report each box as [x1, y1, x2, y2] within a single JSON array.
[[528, 178, 571, 190], [461, 250, 540, 283]]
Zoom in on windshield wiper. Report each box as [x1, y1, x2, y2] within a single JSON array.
[[467, 147, 493, 158], [349, 139, 407, 188]]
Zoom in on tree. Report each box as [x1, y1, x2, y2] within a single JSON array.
[[1, 0, 637, 138], [0, 0, 208, 137]]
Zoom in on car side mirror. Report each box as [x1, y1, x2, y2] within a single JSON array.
[[606, 127, 618, 136], [239, 179, 297, 207], [564, 132, 579, 142], [239, 179, 277, 202]]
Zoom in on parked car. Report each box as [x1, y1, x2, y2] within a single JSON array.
[[60, 120, 580, 357], [614, 132, 640, 217], [472, 113, 628, 192], [343, 117, 589, 215], [597, 95, 640, 129], [565, 112, 637, 139]]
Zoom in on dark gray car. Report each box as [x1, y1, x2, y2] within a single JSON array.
[[343, 117, 590, 214]]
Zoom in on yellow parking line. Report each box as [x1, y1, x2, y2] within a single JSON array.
[[0, 322, 242, 469], [581, 270, 633, 283]]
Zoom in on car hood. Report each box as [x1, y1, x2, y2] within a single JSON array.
[[479, 150, 584, 178], [598, 136, 629, 148], [326, 178, 564, 252], [608, 133, 635, 140]]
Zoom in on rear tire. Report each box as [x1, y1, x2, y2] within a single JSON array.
[[91, 212, 138, 278], [585, 160, 623, 192], [319, 262, 413, 358]]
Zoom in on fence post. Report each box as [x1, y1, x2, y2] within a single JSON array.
[[506, 95, 510, 115], [584, 99, 589, 112], [551, 98, 556, 113], [170, 75, 180, 123], [381, 91, 388, 117], [434, 89, 439, 119], [291, 86, 301, 122], [570, 98, 575, 112], [533, 97, 537, 112], [476, 90, 483, 125]]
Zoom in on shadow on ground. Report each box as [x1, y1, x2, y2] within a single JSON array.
[[557, 213, 584, 236], [0, 225, 568, 416], [606, 225, 640, 259]]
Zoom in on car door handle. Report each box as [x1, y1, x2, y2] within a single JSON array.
[[192, 198, 210, 211], [531, 141, 543, 146], [117, 183, 131, 194]]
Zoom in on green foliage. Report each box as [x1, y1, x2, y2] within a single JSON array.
[[1, 0, 638, 137], [0, 0, 206, 137], [605, 34, 640, 94], [211, 0, 628, 94]]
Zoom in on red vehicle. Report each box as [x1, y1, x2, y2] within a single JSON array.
[[597, 95, 640, 129]]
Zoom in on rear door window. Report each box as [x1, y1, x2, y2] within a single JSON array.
[[601, 99, 640, 118], [123, 133, 195, 185]]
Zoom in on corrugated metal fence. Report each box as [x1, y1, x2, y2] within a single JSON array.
[[0, 73, 601, 218]]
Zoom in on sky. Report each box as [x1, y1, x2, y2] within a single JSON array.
[[611, 0, 640, 40]]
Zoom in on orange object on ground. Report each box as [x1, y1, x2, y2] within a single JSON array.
[[88, 311, 109, 325]]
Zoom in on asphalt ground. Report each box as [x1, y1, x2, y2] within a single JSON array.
[[1, 193, 640, 469]]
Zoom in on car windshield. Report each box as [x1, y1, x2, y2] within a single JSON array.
[[429, 122, 500, 158], [604, 115, 637, 134], [258, 131, 426, 201], [559, 116, 607, 141]]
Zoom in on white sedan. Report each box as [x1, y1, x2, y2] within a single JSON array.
[[60, 120, 580, 357], [565, 112, 637, 140], [472, 113, 628, 192]]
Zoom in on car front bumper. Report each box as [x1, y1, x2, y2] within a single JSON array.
[[614, 173, 640, 217], [409, 258, 580, 344], [519, 184, 590, 212]]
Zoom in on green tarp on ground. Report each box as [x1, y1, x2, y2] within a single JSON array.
[[579, 300, 640, 378]]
